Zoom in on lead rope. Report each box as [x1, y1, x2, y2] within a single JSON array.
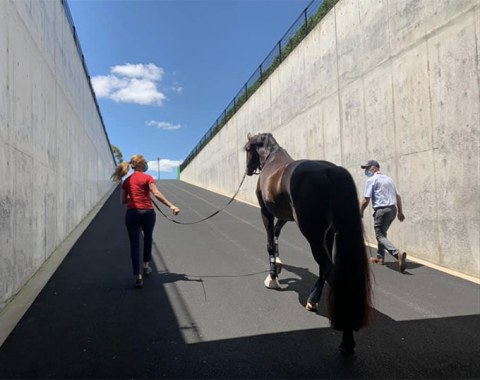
[[152, 172, 247, 225]]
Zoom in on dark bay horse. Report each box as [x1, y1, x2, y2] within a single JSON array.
[[244, 133, 371, 354]]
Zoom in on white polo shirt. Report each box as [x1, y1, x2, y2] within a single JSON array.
[[364, 172, 399, 209]]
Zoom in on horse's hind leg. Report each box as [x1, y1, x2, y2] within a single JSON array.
[[305, 228, 334, 310], [311, 229, 357, 354], [306, 267, 327, 311], [273, 220, 287, 274]]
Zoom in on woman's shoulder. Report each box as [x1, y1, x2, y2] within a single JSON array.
[[139, 172, 155, 183]]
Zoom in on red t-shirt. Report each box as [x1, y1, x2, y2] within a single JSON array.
[[122, 172, 155, 209]]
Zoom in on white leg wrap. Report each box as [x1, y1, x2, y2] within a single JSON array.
[[264, 274, 280, 289], [275, 257, 283, 274]]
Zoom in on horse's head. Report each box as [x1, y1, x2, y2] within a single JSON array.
[[244, 133, 278, 175]]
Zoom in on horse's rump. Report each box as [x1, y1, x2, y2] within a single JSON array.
[[290, 160, 372, 331]]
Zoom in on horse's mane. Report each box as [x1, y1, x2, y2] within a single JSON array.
[[246, 133, 281, 153], [264, 133, 281, 153]]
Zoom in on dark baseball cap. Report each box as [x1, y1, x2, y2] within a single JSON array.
[[361, 160, 380, 169]]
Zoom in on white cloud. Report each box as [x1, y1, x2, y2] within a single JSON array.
[[91, 63, 166, 106], [112, 79, 166, 105], [91, 75, 127, 97], [111, 63, 164, 81], [147, 159, 183, 173], [146, 120, 182, 130]]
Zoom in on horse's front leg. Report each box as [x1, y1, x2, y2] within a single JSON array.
[[273, 220, 287, 275], [261, 209, 280, 289]]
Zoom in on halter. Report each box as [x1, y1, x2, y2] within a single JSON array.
[[246, 146, 271, 176]]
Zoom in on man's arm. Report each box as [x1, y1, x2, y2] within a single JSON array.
[[360, 197, 370, 218], [396, 194, 405, 222]]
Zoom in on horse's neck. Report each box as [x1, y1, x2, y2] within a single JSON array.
[[266, 148, 294, 169]]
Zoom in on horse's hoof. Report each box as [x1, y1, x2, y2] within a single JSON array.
[[264, 274, 280, 289], [305, 302, 318, 312], [339, 345, 355, 355], [339, 342, 355, 355], [275, 257, 283, 274], [339, 336, 356, 355]]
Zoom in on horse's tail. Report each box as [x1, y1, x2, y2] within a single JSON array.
[[327, 166, 372, 331]]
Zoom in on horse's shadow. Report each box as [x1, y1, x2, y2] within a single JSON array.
[[278, 263, 329, 317]]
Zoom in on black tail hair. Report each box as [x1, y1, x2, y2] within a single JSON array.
[[327, 166, 372, 331]]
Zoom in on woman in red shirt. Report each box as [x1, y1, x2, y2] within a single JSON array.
[[111, 154, 180, 287]]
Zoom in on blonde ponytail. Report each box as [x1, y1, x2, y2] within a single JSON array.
[[111, 161, 130, 182]]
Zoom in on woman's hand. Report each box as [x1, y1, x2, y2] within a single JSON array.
[[170, 205, 180, 215]]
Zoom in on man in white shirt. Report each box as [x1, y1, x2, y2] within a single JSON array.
[[359, 160, 407, 272]]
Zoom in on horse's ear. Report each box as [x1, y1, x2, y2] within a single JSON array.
[[247, 133, 253, 140]]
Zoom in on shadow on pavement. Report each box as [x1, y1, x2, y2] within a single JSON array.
[[0, 188, 478, 379]]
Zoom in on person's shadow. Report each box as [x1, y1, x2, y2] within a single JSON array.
[[156, 270, 203, 284], [278, 263, 329, 317], [383, 260, 423, 274]]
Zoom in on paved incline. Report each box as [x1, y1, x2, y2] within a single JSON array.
[[0, 180, 479, 378]]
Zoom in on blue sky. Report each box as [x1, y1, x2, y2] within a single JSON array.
[[68, 0, 312, 179]]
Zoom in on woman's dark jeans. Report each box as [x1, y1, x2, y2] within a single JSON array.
[[125, 209, 156, 275]]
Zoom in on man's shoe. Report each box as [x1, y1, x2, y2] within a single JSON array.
[[135, 278, 144, 288], [398, 252, 407, 272], [369, 257, 384, 265], [144, 266, 152, 276]]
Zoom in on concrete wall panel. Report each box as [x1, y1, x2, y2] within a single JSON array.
[[0, 144, 14, 304], [0, 3, 6, 132], [335, 0, 363, 85], [358, 0, 390, 72], [398, 150, 439, 261], [424, 0, 476, 35], [295, 103, 323, 160], [363, 62, 396, 161], [392, 43, 432, 156], [181, 0, 480, 278], [0, 1, 116, 310], [388, 0, 428, 56], [321, 95, 342, 164], [303, 19, 324, 101], [427, 13, 480, 277], [313, 11, 338, 101], [270, 47, 307, 129], [340, 78, 367, 167]]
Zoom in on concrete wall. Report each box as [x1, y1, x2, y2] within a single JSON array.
[[181, 0, 480, 279], [0, 0, 116, 309]]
